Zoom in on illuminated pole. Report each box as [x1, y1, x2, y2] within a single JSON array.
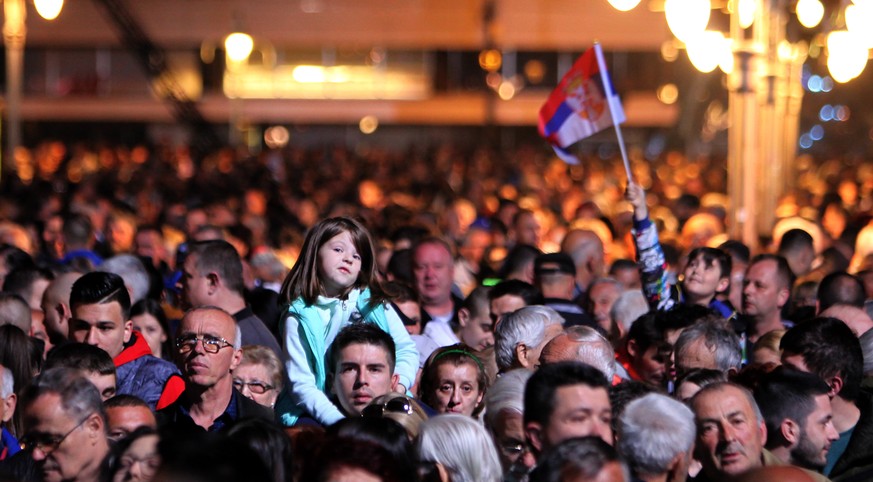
[[3, 0, 26, 158]]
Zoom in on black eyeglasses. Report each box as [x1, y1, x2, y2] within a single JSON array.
[[20, 414, 91, 455], [233, 378, 275, 395], [361, 396, 415, 418], [176, 334, 233, 354]]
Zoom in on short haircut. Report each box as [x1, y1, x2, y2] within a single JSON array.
[[753, 367, 831, 448], [459, 286, 491, 321], [240, 344, 285, 391], [181, 306, 242, 350], [500, 245, 542, 279], [619, 394, 695, 477], [21, 367, 107, 425], [625, 312, 666, 354], [718, 240, 750, 265], [63, 214, 93, 248], [99, 254, 150, 304], [332, 323, 396, 373], [488, 279, 542, 307], [524, 361, 610, 429], [780, 317, 863, 402], [70, 271, 132, 321], [494, 306, 550, 371], [561, 325, 616, 381], [529, 436, 628, 482], [686, 247, 732, 279], [675, 368, 726, 392], [817, 272, 865, 311], [749, 254, 796, 291], [779, 229, 814, 254], [674, 318, 742, 373], [691, 382, 763, 424], [44, 342, 117, 376], [3, 266, 54, 301], [484, 368, 531, 430], [610, 290, 649, 334], [104, 394, 150, 409], [0, 292, 31, 332], [0, 366, 13, 399], [186, 240, 245, 295], [417, 414, 503, 482]]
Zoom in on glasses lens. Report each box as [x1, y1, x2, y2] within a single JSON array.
[[501, 443, 525, 455], [201, 337, 220, 354], [176, 335, 196, 353], [361, 404, 383, 418], [249, 382, 269, 394], [384, 397, 413, 414]]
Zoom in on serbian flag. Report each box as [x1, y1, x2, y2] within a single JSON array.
[[538, 43, 625, 164]]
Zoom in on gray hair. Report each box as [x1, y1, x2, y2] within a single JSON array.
[[0, 366, 12, 399], [610, 290, 649, 334], [564, 325, 616, 381], [484, 369, 532, 429], [619, 393, 695, 477], [418, 414, 503, 482], [250, 251, 288, 281], [675, 319, 742, 373], [21, 367, 107, 425], [100, 254, 150, 304], [495, 306, 555, 371]]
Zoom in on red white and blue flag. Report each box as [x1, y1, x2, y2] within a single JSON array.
[[538, 43, 625, 164]]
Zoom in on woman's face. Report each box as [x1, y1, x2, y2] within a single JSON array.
[[131, 313, 167, 359], [113, 434, 160, 482], [233, 362, 280, 407], [431, 361, 483, 417]]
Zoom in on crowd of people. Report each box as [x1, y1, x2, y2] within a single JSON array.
[[0, 139, 870, 481]]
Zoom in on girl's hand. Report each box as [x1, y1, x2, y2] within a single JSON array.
[[625, 182, 648, 221]]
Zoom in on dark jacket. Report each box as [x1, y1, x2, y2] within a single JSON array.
[[156, 388, 275, 434], [831, 389, 873, 481], [115, 331, 185, 410]]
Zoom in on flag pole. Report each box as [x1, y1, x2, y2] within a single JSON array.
[[593, 42, 633, 184]]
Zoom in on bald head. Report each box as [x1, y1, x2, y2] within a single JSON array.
[[0, 293, 31, 333], [41, 272, 83, 343], [820, 304, 873, 337], [561, 229, 605, 288]]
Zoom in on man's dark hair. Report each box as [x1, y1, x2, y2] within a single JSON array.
[[44, 342, 117, 376], [718, 240, 750, 266], [661, 305, 718, 333], [104, 394, 149, 409], [749, 254, 796, 291], [488, 279, 542, 306], [63, 213, 94, 249], [524, 361, 610, 428], [778, 229, 814, 255], [686, 247, 732, 279], [331, 323, 396, 373], [608, 258, 638, 276], [3, 266, 54, 299], [70, 271, 131, 320], [529, 436, 627, 482], [499, 245, 542, 279], [780, 317, 863, 401], [817, 271, 865, 311], [625, 312, 667, 354], [386, 249, 413, 286], [187, 240, 245, 295], [754, 366, 831, 450]]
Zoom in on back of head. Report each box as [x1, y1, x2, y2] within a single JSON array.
[[70, 271, 131, 321], [0, 292, 32, 332], [674, 318, 742, 373], [780, 317, 863, 401], [562, 325, 616, 381], [500, 245, 542, 279], [610, 290, 649, 335], [3, 266, 53, 302], [618, 393, 695, 477], [489, 279, 542, 306], [524, 361, 609, 428], [718, 240, 751, 266], [63, 214, 93, 249], [44, 342, 116, 376], [99, 254, 150, 304], [778, 228, 814, 255], [187, 240, 245, 295], [753, 366, 830, 446], [529, 436, 628, 482], [418, 413, 503, 482], [226, 418, 293, 482], [817, 271, 865, 311], [484, 368, 532, 429], [460, 285, 491, 321]]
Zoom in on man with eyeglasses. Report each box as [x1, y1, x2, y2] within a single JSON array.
[[69, 272, 183, 410], [156, 306, 273, 433], [17, 368, 111, 482]]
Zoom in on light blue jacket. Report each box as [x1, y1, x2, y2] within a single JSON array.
[[277, 288, 418, 426]]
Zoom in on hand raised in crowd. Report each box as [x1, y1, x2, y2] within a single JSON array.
[[624, 182, 648, 221]]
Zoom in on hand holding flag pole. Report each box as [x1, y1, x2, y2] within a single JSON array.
[[538, 42, 633, 184]]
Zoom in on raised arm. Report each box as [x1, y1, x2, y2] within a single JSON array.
[[625, 182, 674, 311]]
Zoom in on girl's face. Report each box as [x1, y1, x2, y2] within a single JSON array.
[[132, 313, 167, 359], [113, 434, 160, 482], [318, 231, 362, 297], [432, 361, 483, 417]]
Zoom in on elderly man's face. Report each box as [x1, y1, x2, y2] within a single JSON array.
[[412, 243, 454, 306], [23, 393, 106, 482], [692, 385, 766, 478], [176, 309, 241, 388]]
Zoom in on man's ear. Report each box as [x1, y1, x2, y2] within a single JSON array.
[[516, 343, 531, 369], [716, 277, 730, 294], [390, 373, 400, 392], [626, 339, 639, 359], [207, 272, 220, 293], [123, 320, 133, 344], [776, 286, 790, 309], [229, 348, 243, 372], [84, 411, 104, 444], [525, 421, 545, 454], [458, 308, 471, 328], [827, 374, 844, 399], [780, 418, 800, 446]]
